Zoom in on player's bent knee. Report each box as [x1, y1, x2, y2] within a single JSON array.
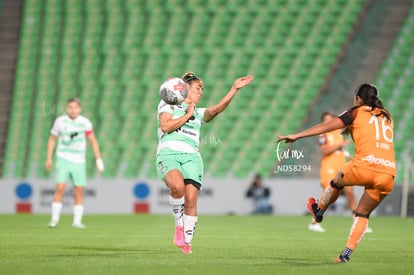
[[355, 212, 370, 219], [330, 180, 344, 190], [164, 173, 185, 196], [169, 186, 185, 198]]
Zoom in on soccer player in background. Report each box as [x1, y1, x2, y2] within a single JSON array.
[[156, 72, 253, 253], [277, 84, 395, 262], [309, 111, 371, 233], [45, 98, 104, 228]]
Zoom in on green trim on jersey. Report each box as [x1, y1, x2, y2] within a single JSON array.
[[57, 148, 85, 154], [52, 115, 93, 163], [61, 120, 88, 128], [158, 102, 205, 153]]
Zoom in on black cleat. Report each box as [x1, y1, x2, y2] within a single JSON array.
[[307, 197, 323, 223], [334, 255, 350, 263]]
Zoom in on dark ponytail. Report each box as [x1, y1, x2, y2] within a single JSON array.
[[353, 83, 392, 121], [181, 72, 201, 84]]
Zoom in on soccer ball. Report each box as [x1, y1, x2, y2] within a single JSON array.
[[159, 77, 188, 105]]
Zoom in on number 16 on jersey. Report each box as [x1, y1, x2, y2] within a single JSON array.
[[369, 115, 393, 150]]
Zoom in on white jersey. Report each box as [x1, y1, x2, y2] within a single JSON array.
[[157, 100, 206, 154], [51, 114, 93, 163]]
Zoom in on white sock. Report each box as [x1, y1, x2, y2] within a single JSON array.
[[73, 205, 84, 225], [51, 202, 62, 223], [169, 195, 184, 227], [183, 214, 198, 244]]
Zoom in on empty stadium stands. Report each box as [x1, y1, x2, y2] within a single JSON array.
[[4, 0, 366, 179], [376, 6, 414, 182]]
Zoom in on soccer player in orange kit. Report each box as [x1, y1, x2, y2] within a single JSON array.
[[308, 111, 361, 232], [277, 84, 395, 262]]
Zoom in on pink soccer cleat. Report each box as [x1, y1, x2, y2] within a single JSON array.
[[174, 226, 184, 247], [181, 243, 192, 254]]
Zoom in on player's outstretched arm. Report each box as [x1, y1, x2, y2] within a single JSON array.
[[204, 75, 253, 123], [277, 117, 345, 143]]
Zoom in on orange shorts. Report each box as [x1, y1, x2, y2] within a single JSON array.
[[342, 161, 394, 202]]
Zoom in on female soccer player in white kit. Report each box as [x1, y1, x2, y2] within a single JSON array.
[[156, 72, 253, 253], [45, 98, 104, 228]]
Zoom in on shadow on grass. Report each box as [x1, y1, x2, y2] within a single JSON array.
[[42, 245, 178, 257], [279, 259, 331, 267]]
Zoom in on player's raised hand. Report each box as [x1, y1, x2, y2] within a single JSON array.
[[276, 134, 299, 143], [232, 75, 254, 90], [186, 102, 196, 117]]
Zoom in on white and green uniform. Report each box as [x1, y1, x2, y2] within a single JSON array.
[[51, 114, 93, 186], [156, 100, 206, 187]]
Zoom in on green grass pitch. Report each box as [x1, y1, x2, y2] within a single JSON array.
[[1, 214, 413, 275]]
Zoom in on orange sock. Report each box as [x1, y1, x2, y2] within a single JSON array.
[[346, 216, 368, 250], [318, 186, 340, 211]]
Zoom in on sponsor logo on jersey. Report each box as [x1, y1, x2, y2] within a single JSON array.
[[362, 155, 396, 168]]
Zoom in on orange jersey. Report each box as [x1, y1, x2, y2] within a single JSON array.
[[318, 129, 346, 187], [339, 106, 396, 176]]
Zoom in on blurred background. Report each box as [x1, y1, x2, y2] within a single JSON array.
[[0, 0, 413, 215]]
